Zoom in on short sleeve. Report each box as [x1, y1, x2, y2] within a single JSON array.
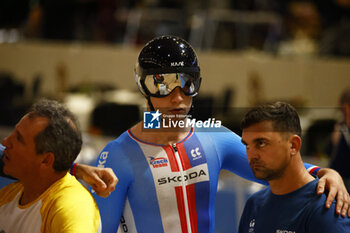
[[44, 185, 101, 233]]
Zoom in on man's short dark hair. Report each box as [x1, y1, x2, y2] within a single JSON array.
[[28, 99, 82, 172], [241, 102, 302, 137]]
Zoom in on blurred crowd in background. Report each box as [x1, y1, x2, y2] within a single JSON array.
[[0, 0, 349, 158], [0, 0, 349, 159], [1, 0, 350, 56]]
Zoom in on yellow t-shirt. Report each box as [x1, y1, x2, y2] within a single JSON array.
[[0, 173, 101, 233]]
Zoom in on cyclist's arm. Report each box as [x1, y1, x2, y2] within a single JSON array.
[[92, 141, 133, 233]]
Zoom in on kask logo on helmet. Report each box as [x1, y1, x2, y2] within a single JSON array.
[[170, 61, 184, 67]]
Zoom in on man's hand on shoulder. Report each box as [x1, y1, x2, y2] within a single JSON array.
[[75, 164, 118, 198], [316, 168, 350, 217]]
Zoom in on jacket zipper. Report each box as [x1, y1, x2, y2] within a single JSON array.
[[172, 143, 192, 233]]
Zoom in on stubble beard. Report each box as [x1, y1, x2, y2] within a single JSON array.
[[250, 159, 288, 181]]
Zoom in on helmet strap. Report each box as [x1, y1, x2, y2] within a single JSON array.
[[188, 100, 195, 117], [147, 97, 156, 111]]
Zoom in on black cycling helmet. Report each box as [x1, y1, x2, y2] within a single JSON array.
[[135, 35, 202, 98]]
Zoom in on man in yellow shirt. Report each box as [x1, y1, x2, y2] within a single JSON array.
[[0, 99, 101, 233]]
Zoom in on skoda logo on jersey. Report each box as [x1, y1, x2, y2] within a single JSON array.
[[158, 169, 207, 185], [276, 230, 296, 233], [143, 110, 161, 129], [150, 157, 168, 168]]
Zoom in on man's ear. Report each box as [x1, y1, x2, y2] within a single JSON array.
[[41, 152, 55, 169], [290, 135, 302, 156]]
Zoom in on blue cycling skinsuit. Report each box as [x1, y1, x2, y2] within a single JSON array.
[[93, 126, 319, 233]]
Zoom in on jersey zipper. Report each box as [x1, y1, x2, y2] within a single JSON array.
[[172, 143, 192, 233]]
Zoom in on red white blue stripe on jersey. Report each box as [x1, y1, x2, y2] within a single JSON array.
[[127, 129, 210, 233]]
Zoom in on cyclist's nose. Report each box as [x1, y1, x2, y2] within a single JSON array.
[[170, 87, 185, 103]]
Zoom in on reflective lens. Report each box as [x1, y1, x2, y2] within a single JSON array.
[[143, 73, 201, 97]]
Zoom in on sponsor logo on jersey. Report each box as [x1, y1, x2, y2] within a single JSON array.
[[190, 147, 202, 161], [248, 219, 255, 233], [119, 215, 129, 233], [150, 157, 169, 168], [158, 169, 207, 185], [276, 230, 296, 233], [97, 151, 109, 168]]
